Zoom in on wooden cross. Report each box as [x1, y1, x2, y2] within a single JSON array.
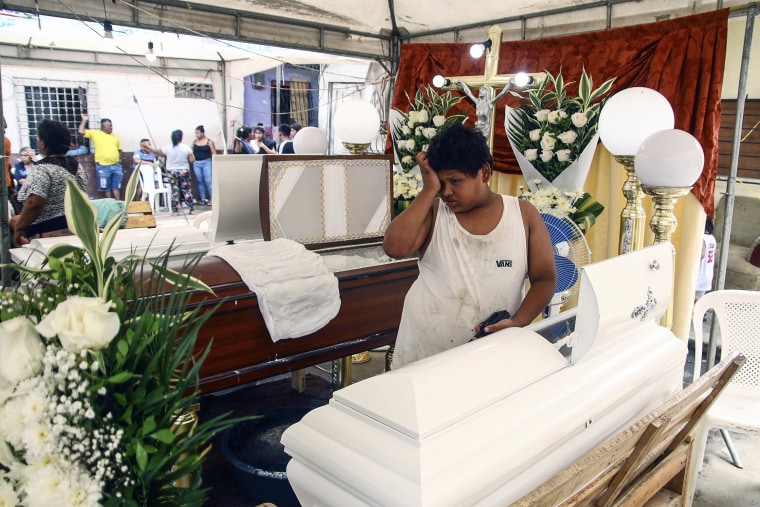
[[439, 25, 545, 150]]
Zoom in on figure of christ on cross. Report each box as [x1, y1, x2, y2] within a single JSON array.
[[456, 82, 515, 142], [435, 25, 544, 151]]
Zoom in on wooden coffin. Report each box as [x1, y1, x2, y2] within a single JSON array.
[[174, 154, 418, 394], [177, 254, 416, 394]]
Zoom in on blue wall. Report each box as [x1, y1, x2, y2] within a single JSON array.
[[243, 64, 319, 140]]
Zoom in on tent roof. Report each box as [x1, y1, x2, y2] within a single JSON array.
[[1, 0, 748, 63]]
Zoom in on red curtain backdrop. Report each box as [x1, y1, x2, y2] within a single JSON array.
[[390, 10, 728, 216]]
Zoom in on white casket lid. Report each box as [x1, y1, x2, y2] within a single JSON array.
[[334, 327, 567, 439]]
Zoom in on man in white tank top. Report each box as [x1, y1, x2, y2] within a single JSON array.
[[384, 124, 556, 368]]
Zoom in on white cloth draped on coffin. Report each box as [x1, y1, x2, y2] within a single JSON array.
[[206, 239, 341, 342]]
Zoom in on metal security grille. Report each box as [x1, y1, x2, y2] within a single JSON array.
[[13, 78, 98, 151], [174, 82, 214, 99]]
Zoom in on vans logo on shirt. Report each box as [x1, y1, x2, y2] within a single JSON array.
[[496, 260, 512, 268]]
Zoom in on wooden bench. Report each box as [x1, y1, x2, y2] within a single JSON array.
[[123, 201, 156, 229], [512, 353, 745, 507]]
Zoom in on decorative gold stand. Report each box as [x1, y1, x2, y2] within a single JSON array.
[[641, 185, 692, 329], [171, 403, 201, 488], [342, 142, 370, 155], [616, 155, 646, 255], [351, 351, 371, 364]]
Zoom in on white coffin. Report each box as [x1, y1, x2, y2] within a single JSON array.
[[281, 243, 688, 506], [9, 226, 212, 267]]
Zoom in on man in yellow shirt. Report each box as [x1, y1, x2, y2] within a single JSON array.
[[78, 113, 123, 199]]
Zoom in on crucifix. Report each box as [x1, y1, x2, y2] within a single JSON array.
[[435, 25, 545, 151]]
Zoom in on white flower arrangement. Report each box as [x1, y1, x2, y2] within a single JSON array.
[[519, 179, 605, 234], [392, 86, 466, 173], [0, 170, 236, 507], [507, 69, 615, 183], [393, 171, 423, 200]]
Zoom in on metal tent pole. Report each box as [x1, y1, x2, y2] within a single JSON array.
[[708, 3, 757, 369]]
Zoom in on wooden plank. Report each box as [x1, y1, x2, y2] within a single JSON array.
[[123, 215, 157, 228], [124, 200, 157, 228]]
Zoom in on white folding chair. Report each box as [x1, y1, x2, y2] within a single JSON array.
[[691, 289, 760, 469], [138, 164, 170, 213]]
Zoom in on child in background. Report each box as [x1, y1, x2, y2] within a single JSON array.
[[696, 216, 716, 302]]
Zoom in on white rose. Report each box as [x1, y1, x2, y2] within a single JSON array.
[[401, 155, 413, 166], [540, 150, 554, 162], [415, 126, 423, 136], [529, 129, 541, 142], [571, 112, 588, 128], [558, 130, 578, 144], [401, 125, 411, 135], [422, 127, 437, 139], [524, 149, 538, 161], [0, 316, 45, 388], [540, 133, 556, 151], [556, 149, 572, 162], [534, 109, 550, 122], [547, 110, 567, 124], [432, 115, 446, 127], [407, 111, 418, 127], [404, 139, 416, 151], [36, 297, 120, 353], [417, 109, 429, 124]]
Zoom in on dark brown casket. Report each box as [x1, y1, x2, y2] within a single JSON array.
[[169, 154, 418, 394]]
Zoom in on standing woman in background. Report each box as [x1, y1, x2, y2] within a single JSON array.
[[142, 130, 195, 216], [192, 125, 215, 206]]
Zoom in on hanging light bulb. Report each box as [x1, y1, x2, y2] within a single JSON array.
[[145, 41, 156, 62]]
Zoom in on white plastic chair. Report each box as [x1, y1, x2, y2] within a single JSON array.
[[691, 289, 760, 469], [138, 164, 170, 213]]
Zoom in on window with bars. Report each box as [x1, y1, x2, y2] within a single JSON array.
[[174, 82, 214, 99], [14, 79, 96, 151]]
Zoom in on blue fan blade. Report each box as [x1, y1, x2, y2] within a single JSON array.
[[555, 254, 579, 292], [541, 213, 575, 245]]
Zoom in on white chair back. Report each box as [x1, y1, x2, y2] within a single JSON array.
[[692, 289, 760, 392], [137, 164, 170, 212]]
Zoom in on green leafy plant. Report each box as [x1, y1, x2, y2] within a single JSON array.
[[508, 69, 615, 181], [392, 85, 467, 173], [0, 169, 239, 506]]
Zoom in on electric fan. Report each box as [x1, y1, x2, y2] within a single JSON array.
[[540, 212, 591, 316]]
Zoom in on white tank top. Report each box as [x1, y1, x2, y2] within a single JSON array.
[[392, 194, 528, 368]]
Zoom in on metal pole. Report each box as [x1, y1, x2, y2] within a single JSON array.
[[708, 3, 756, 369], [0, 59, 11, 286]]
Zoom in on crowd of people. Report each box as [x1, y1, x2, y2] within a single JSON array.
[[3, 115, 302, 245]]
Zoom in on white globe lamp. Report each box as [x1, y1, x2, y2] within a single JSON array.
[[635, 129, 704, 188], [333, 99, 380, 154], [293, 127, 328, 155]]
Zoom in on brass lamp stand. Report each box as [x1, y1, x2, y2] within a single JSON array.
[[616, 155, 647, 254], [642, 187, 692, 245], [641, 186, 692, 330], [342, 142, 371, 155]]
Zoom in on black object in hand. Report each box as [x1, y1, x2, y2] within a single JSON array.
[[474, 310, 511, 338]]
